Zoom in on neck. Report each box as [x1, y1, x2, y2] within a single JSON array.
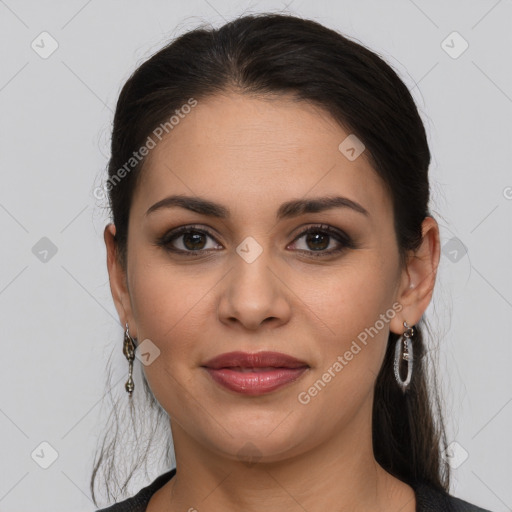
[[152, 400, 415, 512]]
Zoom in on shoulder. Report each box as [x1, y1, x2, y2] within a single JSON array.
[[413, 481, 495, 512], [445, 494, 495, 512], [94, 468, 176, 512]]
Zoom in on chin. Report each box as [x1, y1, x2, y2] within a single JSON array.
[[202, 425, 312, 464]]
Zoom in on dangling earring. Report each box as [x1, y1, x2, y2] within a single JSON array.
[[123, 322, 136, 397], [393, 320, 414, 393]]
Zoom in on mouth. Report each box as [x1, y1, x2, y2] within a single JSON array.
[[201, 351, 310, 395], [201, 350, 309, 370]]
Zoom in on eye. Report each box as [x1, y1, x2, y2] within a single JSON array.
[[288, 224, 355, 257], [155, 225, 221, 254]]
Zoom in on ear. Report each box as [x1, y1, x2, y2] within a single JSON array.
[[390, 216, 440, 335], [104, 223, 137, 337]]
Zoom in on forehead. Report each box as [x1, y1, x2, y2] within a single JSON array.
[[132, 92, 391, 222]]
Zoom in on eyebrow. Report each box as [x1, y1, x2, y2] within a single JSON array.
[[145, 194, 370, 219]]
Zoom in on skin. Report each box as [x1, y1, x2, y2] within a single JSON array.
[[104, 91, 440, 512]]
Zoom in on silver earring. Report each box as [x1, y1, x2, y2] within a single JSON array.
[[393, 321, 414, 393], [123, 323, 136, 397]]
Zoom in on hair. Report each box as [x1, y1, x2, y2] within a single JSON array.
[[91, 11, 450, 507]]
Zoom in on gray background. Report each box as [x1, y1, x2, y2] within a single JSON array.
[[1, 0, 511, 511]]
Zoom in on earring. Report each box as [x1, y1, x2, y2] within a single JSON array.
[[393, 321, 414, 393], [123, 322, 136, 397]]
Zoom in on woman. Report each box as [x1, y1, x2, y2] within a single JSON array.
[[92, 12, 493, 512]]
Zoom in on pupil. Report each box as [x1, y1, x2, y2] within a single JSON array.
[[307, 233, 328, 251], [184, 232, 205, 250]]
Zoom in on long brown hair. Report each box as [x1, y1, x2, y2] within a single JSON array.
[[91, 12, 449, 506]]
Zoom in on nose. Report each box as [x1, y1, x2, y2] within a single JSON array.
[[217, 249, 292, 331]]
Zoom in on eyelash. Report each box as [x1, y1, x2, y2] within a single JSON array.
[[155, 223, 356, 258]]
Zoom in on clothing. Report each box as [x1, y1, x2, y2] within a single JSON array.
[[95, 467, 494, 512]]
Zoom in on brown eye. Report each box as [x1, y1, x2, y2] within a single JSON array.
[[181, 231, 208, 251], [288, 224, 355, 257], [156, 226, 221, 254], [302, 231, 330, 251]]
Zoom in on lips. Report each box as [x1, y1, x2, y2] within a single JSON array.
[[201, 351, 309, 370], [201, 351, 310, 395]]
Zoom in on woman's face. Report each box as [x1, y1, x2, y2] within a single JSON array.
[[106, 92, 436, 464]]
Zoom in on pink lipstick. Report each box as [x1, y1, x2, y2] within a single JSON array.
[[201, 351, 310, 395]]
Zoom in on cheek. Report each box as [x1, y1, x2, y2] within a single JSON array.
[[302, 262, 395, 390], [307, 259, 394, 338], [127, 262, 205, 413], [295, 290, 391, 426], [127, 259, 222, 401], [129, 256, 212, 337]]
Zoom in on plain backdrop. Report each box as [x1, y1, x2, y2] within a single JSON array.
[[1, 1, 511, 511]]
